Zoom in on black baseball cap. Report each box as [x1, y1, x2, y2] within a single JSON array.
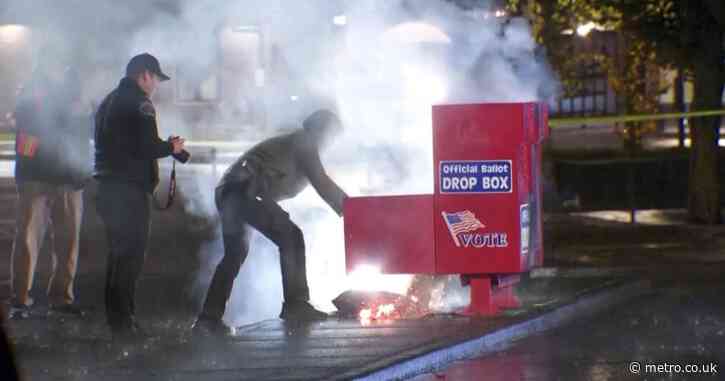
[[126, 53, 171, 81]]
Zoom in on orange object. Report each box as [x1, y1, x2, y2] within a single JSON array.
[[16, 132, 39, 158]]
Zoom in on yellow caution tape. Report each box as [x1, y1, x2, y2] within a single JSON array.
[[1, 110, 723, 142], [549, 109, 725, 128]]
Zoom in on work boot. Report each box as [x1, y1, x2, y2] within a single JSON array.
[[192, 317, 235, 337], [112, 318, 149, 344], [110, 323, 150, 358], [279, 301, 328, 321]]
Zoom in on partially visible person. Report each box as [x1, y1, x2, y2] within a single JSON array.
[[0, 304, 20, 380], [9, 62, 91, 319], [94, 53, 185, 341], [194, 109, 347, 335]]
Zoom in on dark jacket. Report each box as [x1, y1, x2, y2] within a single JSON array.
[[218, 129, 346, 216], [94, 77, 173, 193], [14, 77, 91, 188]]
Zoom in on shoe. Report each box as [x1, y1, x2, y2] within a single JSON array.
[[131, 320, 149, 337], [112, 319, 149, 343], [9, 303, 31, 320], [279, 301, 328, 321], [50, 303, 85, 317], [192, 317, 235, 337]]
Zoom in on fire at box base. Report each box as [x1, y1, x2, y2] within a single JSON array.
[[333, 290, 428, 322], [344, 103, 549, 316]]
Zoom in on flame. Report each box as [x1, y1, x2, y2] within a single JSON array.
[[377, 303, 395, 318], [359, 308, 372, 321], [358, 303, 398, 325], [346, 265, 412, 294]]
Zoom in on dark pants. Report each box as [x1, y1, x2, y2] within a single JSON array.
[[95, 181, 150, 331], [200, 185, 309, 320]]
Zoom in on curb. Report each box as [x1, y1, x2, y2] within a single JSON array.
[[531, 266, 643, 278], [342, 279, 651, 381]]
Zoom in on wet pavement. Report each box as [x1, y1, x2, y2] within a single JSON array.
[[412, 282, 725, 381], [2, 149, 725, 379], [4, 276, 644, 380], [544, 212, 725, 269]]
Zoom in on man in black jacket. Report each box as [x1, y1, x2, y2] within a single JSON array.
[[9, 63, 90, 319], [194, 109, 347, 335], [94, 53, 185, 339]]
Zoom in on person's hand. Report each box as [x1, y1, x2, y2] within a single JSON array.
[[337, 192, 348, 217], [169, 135, 186, 154], [4, 112, 15, 129]]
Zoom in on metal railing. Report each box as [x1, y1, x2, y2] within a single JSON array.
[[549, 109, 725, 223]]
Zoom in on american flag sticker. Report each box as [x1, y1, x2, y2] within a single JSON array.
[[441, 210, 485, 247]]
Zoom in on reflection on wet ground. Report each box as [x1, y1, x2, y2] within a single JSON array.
[[412, 284, 725, 381], [3, 276, 628, 380]]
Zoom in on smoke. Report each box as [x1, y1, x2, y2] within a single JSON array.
[[1, 0, 558, 324]]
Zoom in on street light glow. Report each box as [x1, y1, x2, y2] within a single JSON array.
[[576, 22, 596, 37], [383, 22, 452, 44], [333, 15, 347, 26], [0, 24, 30, 44], [231, 25, 259, 33]]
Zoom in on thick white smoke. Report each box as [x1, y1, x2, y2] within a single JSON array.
[[209, 0, 557, 324], [1, 0, 557, 325]]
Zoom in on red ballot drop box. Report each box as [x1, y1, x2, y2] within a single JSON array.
[[344, 103, 549, 315]]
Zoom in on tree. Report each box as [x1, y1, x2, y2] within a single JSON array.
[[509, 0, 725, 223], [506, 0, 606, 103], [592, 0, 725, 224], [509, 1, 667, 147]]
